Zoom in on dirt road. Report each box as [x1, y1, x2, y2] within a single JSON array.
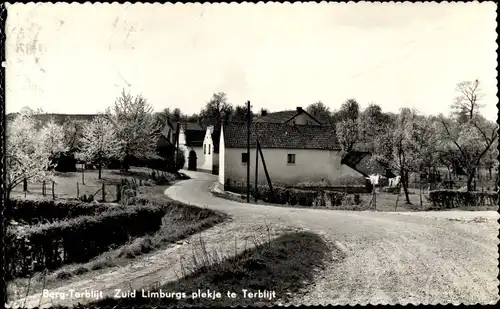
[[7, 171, 498, 307]]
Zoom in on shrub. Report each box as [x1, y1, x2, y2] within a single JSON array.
[[5, 199, 123, 224], [56, 271, 72, 280], [428, 190, 498, 208], [74, 266, 89, 275], [5, 204, 168, 279]]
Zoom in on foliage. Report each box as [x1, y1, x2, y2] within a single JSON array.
[[40, 118, 69, 167], [5, 204, 168, 279], [5, 199, 124, 224], [231, 104, 254, 122], [306, 101, 334, 125], [106, 90, 162, 169], [336, 119, 360, 152], [62, 117, 86, 152], [175, 150, 186, 171], [76, 116, 121, 177], [5, 109, 54, 199], [370, 108, 438, 203], [436, 115, 498, 191], [199, 92, 234, 127], [358, 103, 392, 152], [336, 98, 360, 122], [428, 190, 498, 208]]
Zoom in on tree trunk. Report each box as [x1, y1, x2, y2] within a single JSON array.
[[98, 162, 102, 180], [488, 167, 492, 180], [402, 170, 411, 204], [466, 169, 475, 192]]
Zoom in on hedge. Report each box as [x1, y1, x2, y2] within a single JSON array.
[[5, 204, 167, 279], [5, 199, 124, 224], [428, 190, 498, 208], [226, 183, 359, 207]]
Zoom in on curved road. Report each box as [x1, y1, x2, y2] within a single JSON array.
[[166, 171, 499, 305]]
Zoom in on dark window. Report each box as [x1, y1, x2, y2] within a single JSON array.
[[204, 144, 206, 154], [209, 145, 211, 154], [287, 154, 296, 164], [241, 153, 249, 163]]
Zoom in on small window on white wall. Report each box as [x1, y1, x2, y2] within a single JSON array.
[[241, 153, 249, 163], [209, 145, 211, 154], [287, 154, 296, 164]]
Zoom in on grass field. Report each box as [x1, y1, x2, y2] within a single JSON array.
[[10, 166, 172, 201]]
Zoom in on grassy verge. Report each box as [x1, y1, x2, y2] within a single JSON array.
[[87, 230, 332, 307]]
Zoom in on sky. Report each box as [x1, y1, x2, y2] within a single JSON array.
[[4, 2, 498, 120]]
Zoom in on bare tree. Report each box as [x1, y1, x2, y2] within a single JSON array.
[[451, 79, 484, 121], [437, 115, 497, 191]]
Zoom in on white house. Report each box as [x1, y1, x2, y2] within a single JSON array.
[[218, 121, 368, 190], [176, 122, 206, 171], [199, 125, 221, 174]]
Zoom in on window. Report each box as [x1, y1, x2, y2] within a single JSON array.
[[208, 145, 211, 154], [287, 154, 296, 164], [204, 144, 206, 154], [241, 153, 249, 163]]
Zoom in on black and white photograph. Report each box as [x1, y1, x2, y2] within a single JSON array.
[[2, 2, 499, 307]]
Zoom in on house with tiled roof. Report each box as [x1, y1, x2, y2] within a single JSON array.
[[218, 121, 368, 189], [172, 121, 207, 170], [254, 107, 323, 126], [199, 125, 222, 174]]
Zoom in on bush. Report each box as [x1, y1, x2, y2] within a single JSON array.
[[5, 199, 124, 224], [428, 190, 498, 208], [175, 151, 186, 171], [256, 186, 348, 207], [5, 204, 168, 279]]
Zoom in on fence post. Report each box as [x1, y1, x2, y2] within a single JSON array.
[[102, 183, 105, 202], [42, 181, 46, 196], [52, 181, 55, 200], [77, 182, 79, 199]]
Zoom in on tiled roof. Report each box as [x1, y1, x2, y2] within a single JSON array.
[[185, 130, 205, 147], [223, 122, 340, 150], [254, 111, 298, 123], [183, 122, 205, 131]]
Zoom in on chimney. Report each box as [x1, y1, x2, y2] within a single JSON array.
[[296, 107, 303, 113], [261, 110, 268, 116]]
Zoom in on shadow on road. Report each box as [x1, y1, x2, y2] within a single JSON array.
[[86, 231, 333, 307]]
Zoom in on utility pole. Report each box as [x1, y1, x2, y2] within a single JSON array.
[[246, 100, 251, 203]]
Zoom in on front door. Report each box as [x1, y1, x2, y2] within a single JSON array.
[[188, 150, 197, 171]]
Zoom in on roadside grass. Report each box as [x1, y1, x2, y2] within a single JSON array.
[[6, 178, 228, 302], [88, 230, 333, 307], [213, 188, 497, 212]]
